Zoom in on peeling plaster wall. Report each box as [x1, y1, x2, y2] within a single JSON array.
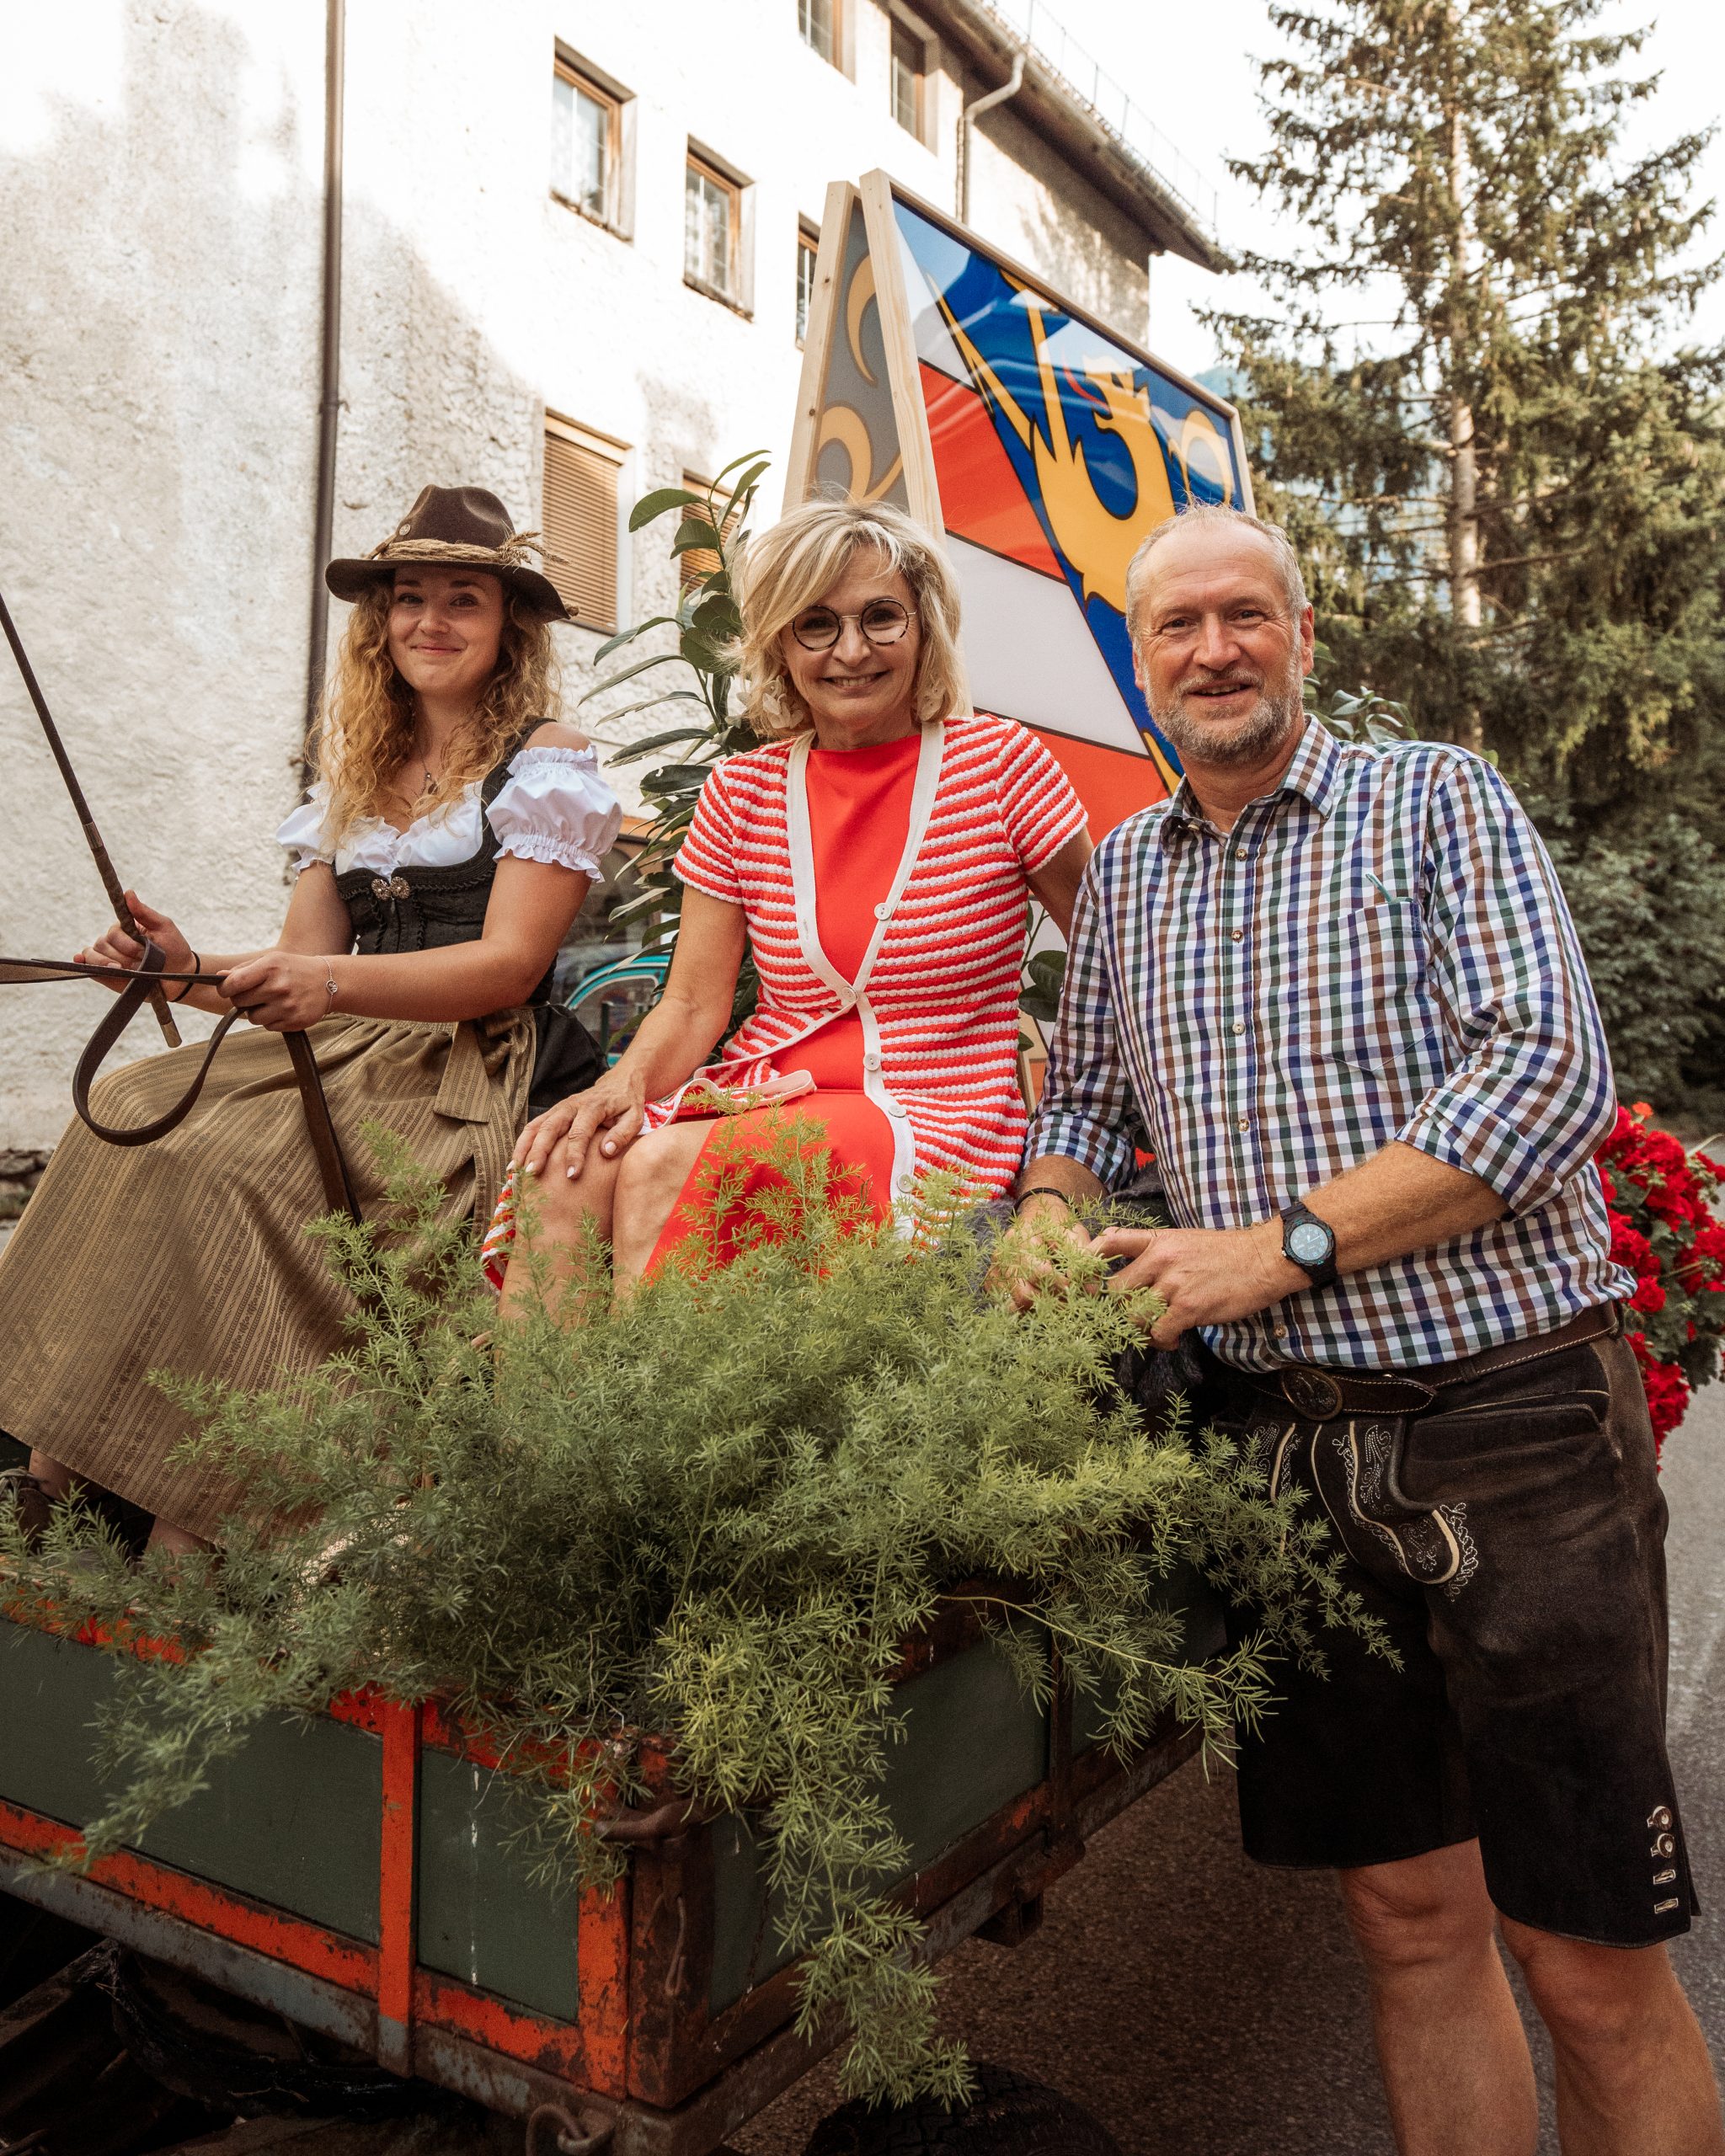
[[0, 3, 325, 1151], [0, 0, 1162, 1149]]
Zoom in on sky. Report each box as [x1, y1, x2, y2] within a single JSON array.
[[1040, 0, 1725, 382]]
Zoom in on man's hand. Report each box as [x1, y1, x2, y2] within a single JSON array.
[[1092, 1220, 1304, 1348], [991, 1193, 1096, 1311]]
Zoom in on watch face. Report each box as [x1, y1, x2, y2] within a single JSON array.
[[1290, 1220, 1332, 1266]]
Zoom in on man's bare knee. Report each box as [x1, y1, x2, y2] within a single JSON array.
[[1502, 1923, 1680, 2056], [1339, 1844, 1497, 1977]]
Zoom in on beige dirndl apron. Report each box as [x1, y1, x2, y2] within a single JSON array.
[[0, 1009, 534, 1539]]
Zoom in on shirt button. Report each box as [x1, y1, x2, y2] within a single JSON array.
[[1274, 1325, 1290, 1341], [1231, 1020, 1246, 1036], [1234, 846, 1247, 858], [1236, 1117, 1250, 1132], [1230, 928, 1245, 943]]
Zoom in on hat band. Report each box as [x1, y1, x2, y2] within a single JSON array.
[[364, 530, 564, 570]]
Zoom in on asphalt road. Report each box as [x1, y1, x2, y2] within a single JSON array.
[[736, 1389, 1725, 2156]]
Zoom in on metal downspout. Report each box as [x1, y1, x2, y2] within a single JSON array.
[[305, 0, 346, 744], [958, 46, 1025, 227]]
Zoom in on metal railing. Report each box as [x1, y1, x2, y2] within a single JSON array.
[[967, 0, 1221, 237]]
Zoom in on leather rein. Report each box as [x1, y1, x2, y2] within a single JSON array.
[[1, 945, 362, 1223]]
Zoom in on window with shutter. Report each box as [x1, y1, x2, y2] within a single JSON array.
[[889, 21, 923, 136], [678, 474, 742, 593], [542, 415, 625, 632]]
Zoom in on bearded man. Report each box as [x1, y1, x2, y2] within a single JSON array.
[[1012, 504, 1722, 2154]]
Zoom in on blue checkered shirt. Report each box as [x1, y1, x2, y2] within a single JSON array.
[[1028, 723, 1634, 1372]]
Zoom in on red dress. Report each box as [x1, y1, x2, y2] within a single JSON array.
[[645, 733, 918, 1267]]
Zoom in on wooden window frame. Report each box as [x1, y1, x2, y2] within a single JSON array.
[[552, 52, 628, 237], [542, 413, 628, 635], [795, 219, 820, 347], [889, 19, 925, 140], [796, 0, 841, 69], [684, 150, 750, 316]]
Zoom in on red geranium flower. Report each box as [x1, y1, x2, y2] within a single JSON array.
[[1596, 1106, 1725, 1455]]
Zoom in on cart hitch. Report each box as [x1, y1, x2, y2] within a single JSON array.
[[526, 2100, 615, 2156]]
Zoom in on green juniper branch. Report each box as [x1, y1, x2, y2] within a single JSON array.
[[4, 1121, 1377, 2103]]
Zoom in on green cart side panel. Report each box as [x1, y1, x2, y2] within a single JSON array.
[[0, 1620, 382, 1942], [415, 1746, 579, 2020], [1070, 1559, 1228, 1752], [709, 1636, 1049, 2013]]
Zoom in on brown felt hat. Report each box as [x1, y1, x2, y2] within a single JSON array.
[[324, 485, 573, 622]]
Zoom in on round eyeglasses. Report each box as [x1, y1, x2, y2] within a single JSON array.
[[789, 599, 915, 651]]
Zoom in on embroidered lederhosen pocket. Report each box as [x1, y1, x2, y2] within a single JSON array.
[[1295, 1414, 1482, 1596], [1297, 1340, 1618, 1599]]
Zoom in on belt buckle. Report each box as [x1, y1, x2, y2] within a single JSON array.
[[1281, 1366, 1344, 1421]]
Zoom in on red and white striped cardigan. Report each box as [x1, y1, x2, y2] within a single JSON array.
[[667, 713, 1087, 1206]]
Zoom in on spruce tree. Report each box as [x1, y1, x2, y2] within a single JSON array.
[[1211, 0, 1725, 808]]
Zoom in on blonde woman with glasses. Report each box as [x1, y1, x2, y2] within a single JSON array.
[[488, 496, 1092, 1310]]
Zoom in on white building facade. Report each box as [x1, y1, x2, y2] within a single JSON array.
[[0, 0, 1218, 1155]]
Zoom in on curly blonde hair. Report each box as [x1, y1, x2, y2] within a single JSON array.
[[730, 498, 968, 739], [310, 577, 560, 841]]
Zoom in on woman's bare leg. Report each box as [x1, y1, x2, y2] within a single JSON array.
[[146, 1518, 213, 1557], [497, 1144, 627, 1326], [27, 1450, 72, 1499], [611, 1125, 713, 1287]]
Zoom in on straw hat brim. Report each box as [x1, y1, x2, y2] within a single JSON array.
[[324, 552, 573, 624]]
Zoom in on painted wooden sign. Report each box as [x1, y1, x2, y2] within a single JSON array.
[[787, 172, 1253, 835]]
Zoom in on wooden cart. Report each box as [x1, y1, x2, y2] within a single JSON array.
[[0, 1574, 1223, 2154]]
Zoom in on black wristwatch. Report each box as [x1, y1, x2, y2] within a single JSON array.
[[1279, 1200, 1338, 1290]]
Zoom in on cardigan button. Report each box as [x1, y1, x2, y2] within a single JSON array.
[[863, 1052, 882, 1071], [873, 902, 891, 921]]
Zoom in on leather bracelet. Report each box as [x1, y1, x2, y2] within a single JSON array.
[[1012, 1183, 1076, 1215], [171, 953, 201, 1005]]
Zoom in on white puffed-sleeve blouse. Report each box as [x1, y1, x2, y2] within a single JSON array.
[[275, 744, 622, 880]]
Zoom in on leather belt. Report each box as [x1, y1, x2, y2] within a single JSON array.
[[1250, 1302, 1622, 1422]]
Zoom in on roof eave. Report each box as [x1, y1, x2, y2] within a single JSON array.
[[921, 0, 1231, 274]]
